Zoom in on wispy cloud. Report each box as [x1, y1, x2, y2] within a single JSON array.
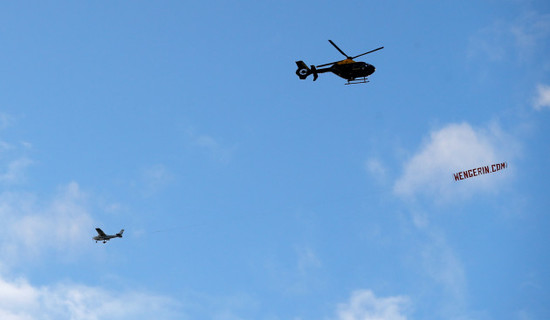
[[263, 244, 323, 296], [0, 274, 181, 319], [419, 228, 466, 305], [510, 12, 550, 60], [0, 113, 14, 130], [468, 11, 550, 63], [333, 290, 410, 320], [0, 122, 34, 186], [393, 122, 518, 202], [365, 158, 388, 184], [404, 213, 469, 319], [296, 245, 321, 275], [533, 84, 550, 110], [0, 158, 33, 185], [0, 182, 94, 265], [185, 127, 236, 164], [140, 164, 174, 197]]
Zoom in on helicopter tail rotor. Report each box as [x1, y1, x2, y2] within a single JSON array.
[[295, 61, 318, 81], [310, 65, 318, 81]]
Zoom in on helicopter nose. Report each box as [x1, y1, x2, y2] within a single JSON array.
[[366, 64, 375, 75]]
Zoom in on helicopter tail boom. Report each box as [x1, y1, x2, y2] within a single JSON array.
[[295, 61, 318, 81]]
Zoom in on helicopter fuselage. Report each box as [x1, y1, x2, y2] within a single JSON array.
[[317, 60, 375, 81]]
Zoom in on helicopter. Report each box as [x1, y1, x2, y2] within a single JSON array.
[[296, 40, 383, 85]]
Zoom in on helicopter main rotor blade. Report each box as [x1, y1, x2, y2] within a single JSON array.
[[328, 40, 351, 59], [351, 46, 384, 59], [316, 59, 346, 68], [316, 44, 384, 68]]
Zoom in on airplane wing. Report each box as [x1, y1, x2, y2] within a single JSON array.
[[95, 228, 107, 237]]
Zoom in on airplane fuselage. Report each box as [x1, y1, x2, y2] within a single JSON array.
[[93, 235, 117, 242], [93, 228, 124, 243]]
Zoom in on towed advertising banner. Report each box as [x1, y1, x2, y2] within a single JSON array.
[[453, 162, 508, 181]]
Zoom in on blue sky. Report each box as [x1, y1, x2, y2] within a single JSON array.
[[0, 1, 549, 319]]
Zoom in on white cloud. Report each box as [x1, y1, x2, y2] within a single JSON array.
[[334, 290, 410, 320], [0, 182, 94, 264], [0, 274, 181, 320], [533, 84, 550, 110], [393, 122, 517, 201]]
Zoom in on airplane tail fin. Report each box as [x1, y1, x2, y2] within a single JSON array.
[[117, 229, 124, 238], [295, 61, 318, 81]]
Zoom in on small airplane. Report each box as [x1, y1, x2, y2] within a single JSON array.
[[296, 40, 384, 85], [93, 228, 124, 243]]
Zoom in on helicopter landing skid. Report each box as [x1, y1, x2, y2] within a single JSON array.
[[345, 78, 369, 85]]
